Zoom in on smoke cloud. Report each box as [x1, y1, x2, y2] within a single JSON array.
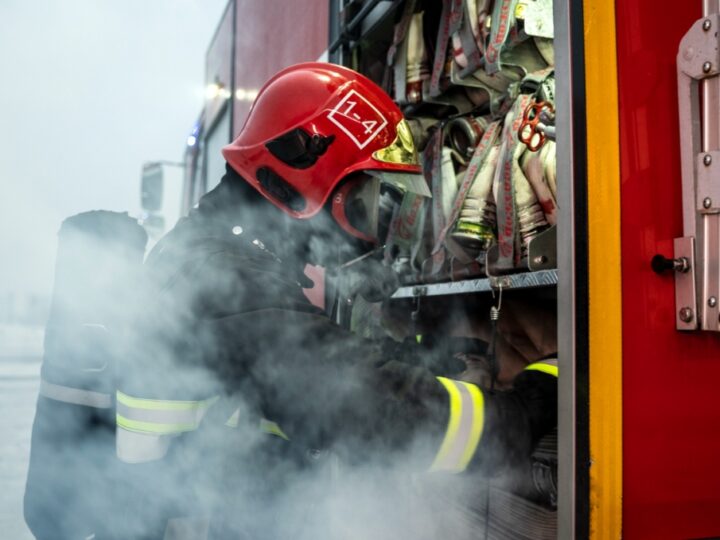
[[3, 4, 559, 537], [0, 0, 226, 301], [23, 170, 557, 539]]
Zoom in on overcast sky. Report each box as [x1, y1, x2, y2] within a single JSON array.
[[0, 0, 228, 297]]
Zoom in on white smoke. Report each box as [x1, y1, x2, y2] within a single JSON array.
[[0, 2, 227, 538], [21, 193, 551, 539], [0, 3, 559, 537], [0, 0, 227, 302]]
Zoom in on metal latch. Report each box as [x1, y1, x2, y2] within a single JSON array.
[[673, 10, 720, 330]]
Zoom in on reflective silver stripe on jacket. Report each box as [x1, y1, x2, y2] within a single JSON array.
[[430, 377, 485, 473], [39, 379, 112, 409], [116, 429, 173, 464]]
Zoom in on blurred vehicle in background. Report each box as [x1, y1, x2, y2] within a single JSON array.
[[139, 161, 183, 243]]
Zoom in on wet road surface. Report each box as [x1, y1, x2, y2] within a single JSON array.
[[0, 325, 43, 540]]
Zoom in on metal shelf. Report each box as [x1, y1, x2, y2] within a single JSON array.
[[391, 269, 559, 299]]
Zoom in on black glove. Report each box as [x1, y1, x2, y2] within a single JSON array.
[[382, 336, 489, 376]]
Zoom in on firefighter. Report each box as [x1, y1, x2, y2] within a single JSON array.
[[115, 62, 557, 539]]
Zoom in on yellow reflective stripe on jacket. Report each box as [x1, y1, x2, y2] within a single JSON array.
[[115, 391, 217, 435], [525, 360, 559, 378], [259, 418, 290, 441], [225, 409, 290, 441], [225, 408, 241, 428], [430, 377, 485, 473]]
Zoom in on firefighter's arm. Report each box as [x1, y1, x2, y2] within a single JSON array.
[[428, 359, 558, 474], [191, 308, 557, 474]]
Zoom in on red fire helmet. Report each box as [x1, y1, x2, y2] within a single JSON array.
[[222, 62, 423, 220]]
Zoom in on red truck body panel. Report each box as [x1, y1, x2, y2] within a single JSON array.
[[232, 0, 329, 137], [205, 3, 235, 132], [617, 1, 720, 537]]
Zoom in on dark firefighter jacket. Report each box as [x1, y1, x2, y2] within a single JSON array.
[[114, 167, 558, 539]]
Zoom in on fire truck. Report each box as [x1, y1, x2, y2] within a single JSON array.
[[139, 0, 720, 538]]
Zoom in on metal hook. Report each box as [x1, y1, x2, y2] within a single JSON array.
[[488, 283, 503, 391], [493, 283, 503, 314]]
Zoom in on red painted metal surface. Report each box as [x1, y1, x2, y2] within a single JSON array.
[[616, 2, 720, 537], [205, 2, 234, 131], [232, 0, 329, 138]]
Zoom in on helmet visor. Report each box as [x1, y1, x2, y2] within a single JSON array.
[[333, 171, 430, 244], [366, 170, 431, 198]]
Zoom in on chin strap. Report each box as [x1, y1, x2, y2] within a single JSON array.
[[338, 244, 386, 270]]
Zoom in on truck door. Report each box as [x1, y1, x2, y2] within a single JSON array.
[[617, 0, 720, 537]]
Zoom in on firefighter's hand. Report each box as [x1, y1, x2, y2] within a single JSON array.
[[383, 336, 481, 377]]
